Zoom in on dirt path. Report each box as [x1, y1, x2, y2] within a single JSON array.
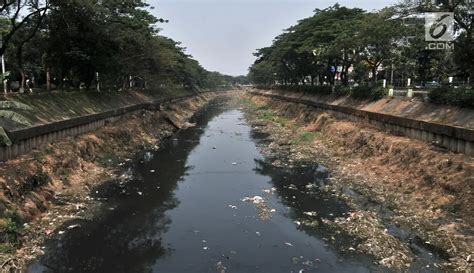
[[242, 93, 473, 272]]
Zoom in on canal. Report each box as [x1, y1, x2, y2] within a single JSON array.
[[28, 96, 384, 273]]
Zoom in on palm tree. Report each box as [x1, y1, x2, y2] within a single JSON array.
[[0, 101, 32, 146]]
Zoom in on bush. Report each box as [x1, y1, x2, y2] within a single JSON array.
[[429, 86, 474, 108], [0, 210, 23, 251], [256, 84, 333, 95], [350, 86, 386, 100], [256, 84, 387, 100], [334, 85, 351, 97]]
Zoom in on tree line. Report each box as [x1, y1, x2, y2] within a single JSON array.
[[0, 0, 245, 93], [249, 1, 473, 88]]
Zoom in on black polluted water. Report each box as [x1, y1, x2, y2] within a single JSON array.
[[28, 97, 413, 273]]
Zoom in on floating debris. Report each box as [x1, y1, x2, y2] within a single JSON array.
[[67, 224, 81, 230], [242, 195, 276, 220], [303, 211, 318, 217], [242, 196, 264, 205]]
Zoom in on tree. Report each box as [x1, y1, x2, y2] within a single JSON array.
[[0, 0, 49, 56]]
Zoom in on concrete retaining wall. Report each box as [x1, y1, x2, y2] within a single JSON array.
[[251, 91, 474, 157], [0, 92, 206, 162]]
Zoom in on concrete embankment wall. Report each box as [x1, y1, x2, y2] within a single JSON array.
[[0, 92, 214, 162], [251, 90, 474, 157]]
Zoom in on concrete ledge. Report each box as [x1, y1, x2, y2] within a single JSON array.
[[0, 91, 213, 162], [251, 90, 474, 157]]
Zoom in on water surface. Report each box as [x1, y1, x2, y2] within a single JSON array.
[[28, 97, 384, 273]]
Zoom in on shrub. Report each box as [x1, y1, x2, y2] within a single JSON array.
[[334, 85, 351, 97], [429, 86, 474, 108], [350, 86, 386, 100], [0, 210, 23, 251]]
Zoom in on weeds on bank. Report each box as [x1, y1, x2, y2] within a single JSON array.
[[0, 210, 23, 254], [295, 131, 317, 144], [96, 152, 121, 167]]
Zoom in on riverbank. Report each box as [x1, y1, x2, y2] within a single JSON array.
[[242, 93, 473, 272], [0, 91, 227, 271], [254, 88, 474, 130]]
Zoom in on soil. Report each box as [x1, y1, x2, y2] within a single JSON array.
[[0, 92, 221, 272], [242, 93, 474, 272]]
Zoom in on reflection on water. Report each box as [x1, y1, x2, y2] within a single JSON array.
[[28, 97, 381, 273]]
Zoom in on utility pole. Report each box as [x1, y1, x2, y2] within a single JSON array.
[[0, 35, 6, 94], [96, 72, 100, 92], [390, 63, 394, 86]]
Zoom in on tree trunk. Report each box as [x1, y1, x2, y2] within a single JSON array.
[[46, 68, 51, 91], [20, 70, 26, 93]]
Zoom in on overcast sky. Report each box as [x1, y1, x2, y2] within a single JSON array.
[[149, 0, 400, 76]]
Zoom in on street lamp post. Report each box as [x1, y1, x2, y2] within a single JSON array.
[[0, 35, 6, 94]]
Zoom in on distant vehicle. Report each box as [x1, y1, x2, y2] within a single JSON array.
[[425, 81, 441, 89]]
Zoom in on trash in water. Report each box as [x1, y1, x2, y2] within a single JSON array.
[[202, 240, 207, 243], [303, 211, 318, 217], [285, 242, 294, 247], [228, 205, 238, 210], [294, 221, 302, 226], [232, 162, 237, 166], [256, 231, 261, 236], [67, 224, 81, 230], [212, 146, 217, 149], [150, 170, 156, 173], [203, 246, 209, 250], [58, 231, 65, 235], [242, 196, 264, 204], [216, 261, 227, 273], [138, 192, 143, 196]]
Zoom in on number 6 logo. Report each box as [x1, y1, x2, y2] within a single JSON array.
[[425, 12, 455, 42]]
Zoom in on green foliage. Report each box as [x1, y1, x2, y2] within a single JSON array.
[[258, 111, 277, 121], [249, 2, 472, 93], [350, 86, 386, 100], [297, 132, 316, 143], [0, 100, 33, 146], [249, 5, 407, 86], [428, 86, 474, 108], [0, 111, 32, 125], [0, 127, 12, 146], [0, 101, 32, 111], [257, 85, 333, 95], [334, 85, 351, 97], [0, 210, 23, 250], [1, 0, 239, 91]]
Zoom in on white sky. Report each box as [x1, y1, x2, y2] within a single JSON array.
[[149, 0, 400, 76]]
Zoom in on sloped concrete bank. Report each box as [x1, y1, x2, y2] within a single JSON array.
[[243, 93, 473, 272], [251, 89, 474, 157], [0, 91, 232, 271], [0, 90, 230, 162]]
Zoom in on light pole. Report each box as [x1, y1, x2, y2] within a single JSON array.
[[0, 34, 6, 94]]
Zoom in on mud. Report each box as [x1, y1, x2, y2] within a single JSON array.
[[0, 92, 222, 272], [242, 93, 474, 272]]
